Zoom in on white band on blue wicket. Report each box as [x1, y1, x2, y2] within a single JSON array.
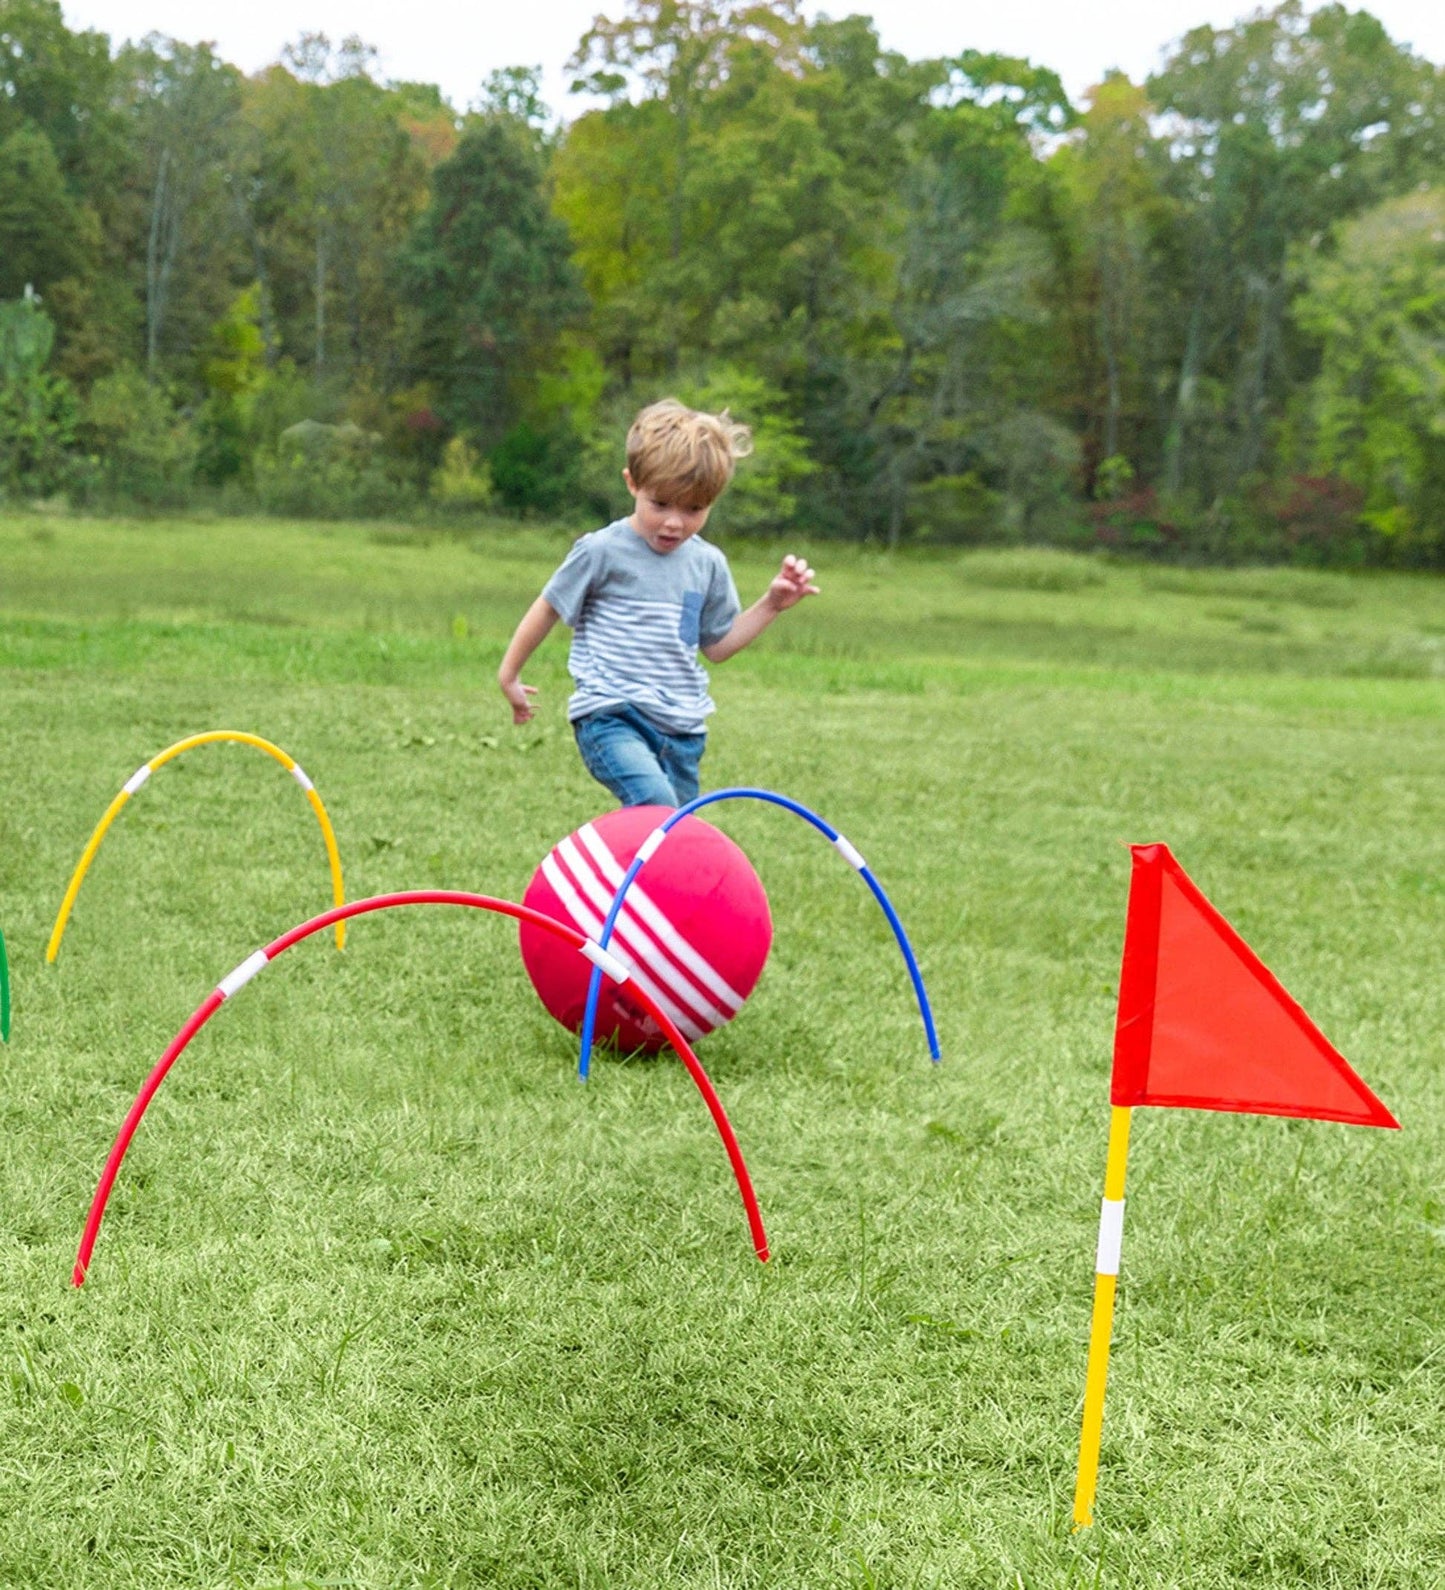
[[123, 764, 153, 796], [218, 950, 269, 999], [1095, 1198, 1126, 1276], [578, 939, 630, 984], [832, 835, 867, 871], [636, 829, 667, 864]]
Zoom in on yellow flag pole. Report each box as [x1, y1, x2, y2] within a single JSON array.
[[1072, 1103, 1133, 1529]]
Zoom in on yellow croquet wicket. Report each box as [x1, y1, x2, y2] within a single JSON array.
[[1072, 1104, 1133, 1529], [46, 731, 348, 961]]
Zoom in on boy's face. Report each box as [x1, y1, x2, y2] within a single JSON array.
[[624, 469, 712, 554]]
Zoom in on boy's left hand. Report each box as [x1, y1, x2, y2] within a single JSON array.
[[764, 554, 820, 612]]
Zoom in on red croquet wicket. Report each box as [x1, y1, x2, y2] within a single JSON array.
[[73, 891, 770, 1286]]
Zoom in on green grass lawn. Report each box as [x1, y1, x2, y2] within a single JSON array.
[[2, 511, 1444, 1588]]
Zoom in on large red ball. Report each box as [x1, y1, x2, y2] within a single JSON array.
[[520, 806, 772, 1052]]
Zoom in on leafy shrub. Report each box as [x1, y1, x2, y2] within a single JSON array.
[[0, 366, 79, 497], [1086, 487, 1183, 554], [906, 472, 1000, 544], [988, 411, 1082, 543], [400, 405, 447, 475], [430, 436, 493, 511], [247, 361, 316, 453], [1266, 474, 1371, 566], [83, 365, 197, 505], [255, 420, 412, 518], [571, 390, 643, 524], [193, 288, 267, 484], [1094, 454, 1136, 501], [1293, 190, 1445, 568], [490, 420, 577, 512]]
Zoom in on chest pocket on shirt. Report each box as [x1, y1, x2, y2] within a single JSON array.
[[678, 589, 703, 647]]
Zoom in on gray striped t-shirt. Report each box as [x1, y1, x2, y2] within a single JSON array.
[[542, 520, 741, 734]]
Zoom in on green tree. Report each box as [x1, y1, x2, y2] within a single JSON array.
[[1047, 73, 1174, 484], [677, 364, 815, 533], [562, 1, 824, 378], [551, 98, 676, 380], [1293, 189, 1445, 561], [82, 362, 196, 503], [117, 36, 247, 373], [0, 123, 96, 296], [0, 289, 78, 494], [193, 285, 268, 483], [244, 40, 431, 383], [554, 7, 933, 532], [856, 53, 1071, 543], [1149, 1, 1435, 496], [0, 0, 125, 196], [569, 0, 805, 269], [476, 65, 550, 138], [400, 118, 583, 441], [0, 1, 135, 376]]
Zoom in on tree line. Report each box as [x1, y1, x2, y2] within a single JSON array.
[[2, 0, 1443, 562]]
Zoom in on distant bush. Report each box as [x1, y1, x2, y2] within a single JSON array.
[[490, 420, 577, 513], [906, 472, 1000, 544], [254, 420, 412, 518], [0, 366, 79, 499], [430, 436, 494, 512], [1085, 487, 1183, 555], [1264, 474, 1373, 567], [82, 366, 197, 506], [989, 412, 1082, 543], [1084, 488, 1288, 565]]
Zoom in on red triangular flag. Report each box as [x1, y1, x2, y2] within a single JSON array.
[[1111, 844, 1398, 1128]]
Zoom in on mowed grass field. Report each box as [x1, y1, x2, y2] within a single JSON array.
[[1, 512, 1444, 1589]]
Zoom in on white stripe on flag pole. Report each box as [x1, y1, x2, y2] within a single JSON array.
[[1095, 1198, 1125, 1276]]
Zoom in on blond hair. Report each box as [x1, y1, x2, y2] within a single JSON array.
[[626, 399, 753, 507]]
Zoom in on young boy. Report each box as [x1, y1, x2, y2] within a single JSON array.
[[498, 399, 818, 807]]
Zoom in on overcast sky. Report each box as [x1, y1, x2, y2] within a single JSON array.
[[63, 0, 1445, 117]]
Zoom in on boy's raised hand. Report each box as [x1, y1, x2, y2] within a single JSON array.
[[765, 553, 820, 611]]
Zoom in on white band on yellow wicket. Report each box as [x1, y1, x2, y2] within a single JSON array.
[[123, 765, 153, 795], [1095, 1197, 1126, 1276]]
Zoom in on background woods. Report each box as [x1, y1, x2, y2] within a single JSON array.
[[1, 0, 1443, 562]]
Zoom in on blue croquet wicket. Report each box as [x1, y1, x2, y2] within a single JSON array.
[[577, 787, 941, 1080]]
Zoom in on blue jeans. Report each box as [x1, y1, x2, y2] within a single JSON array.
[[574, 706, 705, 808]]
